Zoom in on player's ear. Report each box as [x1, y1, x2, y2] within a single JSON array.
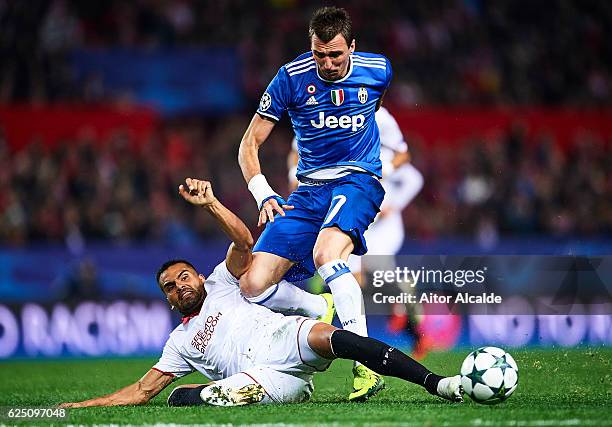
[[349, 39, 355, 53], [198, 274, 205, 284]]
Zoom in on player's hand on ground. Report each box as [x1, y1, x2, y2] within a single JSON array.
[[258, 198, 294, 227], [179, 178, 217, 207]]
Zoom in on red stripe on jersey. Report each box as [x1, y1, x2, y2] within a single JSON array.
[[152, 367, 176, 377]]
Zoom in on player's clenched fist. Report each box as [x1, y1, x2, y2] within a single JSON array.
[[178, 178, 217, 207]]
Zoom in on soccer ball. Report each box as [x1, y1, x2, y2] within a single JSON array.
[[460, 346, 518, 404]]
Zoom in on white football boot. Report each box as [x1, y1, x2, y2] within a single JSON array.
[[200, 383, 265, 406], [436, 375, 464, 402]]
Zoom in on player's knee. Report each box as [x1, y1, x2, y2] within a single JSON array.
[[313, 228, 354, 268], [313, 247, 339, 269], [239, 271, 269, 298]]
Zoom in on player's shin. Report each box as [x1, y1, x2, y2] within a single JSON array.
[[329, 329, 443, 395], [245, 280, 327, 318], [318, 260, 368, 337]]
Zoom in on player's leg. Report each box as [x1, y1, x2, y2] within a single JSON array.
[[314, 175, 385, 336], [347, 222, 375, 288], [306, 322, 463, 402], [167, 384, 211, 407], [169, 367, 314, 406], [314, 227, 364, 330], [167, 372, 270, 407], [378, 166, 429, 358], [168, 381, 266, 407], [240, 252, 330, 319], [240, 188, 308, 300], [313, 174, 385, 401], [240, 188, 328, 318], [363, 212, 419, 342]]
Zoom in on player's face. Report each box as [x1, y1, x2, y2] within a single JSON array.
[[311, 33, 355, 81], [159, 263, 206, 315]]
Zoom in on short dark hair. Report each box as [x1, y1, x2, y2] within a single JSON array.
[[156, 259, 197, 286], [309, 7, 353, 46]]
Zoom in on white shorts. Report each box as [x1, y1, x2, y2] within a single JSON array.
[[348, 212, 404, 273], [219, 317, 332, 404]]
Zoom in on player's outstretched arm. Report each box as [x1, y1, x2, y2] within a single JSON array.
[[238, 114, 294, 226], [178, 178, 254, 278], [58, 368, 174, 408]]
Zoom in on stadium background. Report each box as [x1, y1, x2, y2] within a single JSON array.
[[0, 0, 611, 361]]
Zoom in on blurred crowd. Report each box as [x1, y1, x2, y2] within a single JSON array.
[[1, 0, 610, 248], [1, 118, 610, 248], [406, 126, 612, 247], [1, 0, 611, 106]]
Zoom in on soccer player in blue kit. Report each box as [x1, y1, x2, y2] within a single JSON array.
[[238, 7, 390, 401]]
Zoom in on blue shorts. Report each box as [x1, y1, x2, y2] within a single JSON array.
[[253, 173, 385, 281]]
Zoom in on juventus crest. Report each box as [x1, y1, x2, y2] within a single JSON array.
[[358, 87, 368, 104]]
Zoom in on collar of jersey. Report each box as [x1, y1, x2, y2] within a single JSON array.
[[316, 55, 354, 83], [181, 310, 200, 325]]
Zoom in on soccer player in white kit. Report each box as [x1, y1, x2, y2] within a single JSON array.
[[346, 107, 427, 358], [346, 106, 423, 276], [59, 179, 461, 408]]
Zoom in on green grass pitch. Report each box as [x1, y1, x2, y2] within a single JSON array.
[[1, 348, 611, 426]]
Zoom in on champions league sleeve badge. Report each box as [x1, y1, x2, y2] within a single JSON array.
[[259, 92, 272, 111]]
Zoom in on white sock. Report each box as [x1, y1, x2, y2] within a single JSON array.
[[318, 259, 368, 337], [244, 280, 327, 318]]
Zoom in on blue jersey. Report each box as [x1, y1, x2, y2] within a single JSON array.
[[257, 52, 392, 180]]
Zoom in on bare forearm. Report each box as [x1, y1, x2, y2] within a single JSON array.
[[238, 137, 262, 183], [60, 369, 174, 409], [65, 383, 148, 408], [205, 199, 254, 251], [238, 114, 276, 184]]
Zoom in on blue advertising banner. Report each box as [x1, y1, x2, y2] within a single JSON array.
[[1, 303, 609, 359], [0, 239, 610, 359], [71, 48, 245, 115], [0, 301, 173, 358]]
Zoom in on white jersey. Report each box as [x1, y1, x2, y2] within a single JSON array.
[[376, 106, 408, 165], [153, 262, 330, 402], [348, 107, 424, 272]]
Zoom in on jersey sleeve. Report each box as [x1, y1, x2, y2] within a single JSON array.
[[383, 57, 393, 90], [152, 336, 194, 379], [376, 108, 407, 153], [206, 261, 240, 290], [256, 67, 291, 122]]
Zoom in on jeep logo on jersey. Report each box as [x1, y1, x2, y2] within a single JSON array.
[[259, 92, 271, 111], [330, 89, 344, 106], [311, 112, 365, 131], [358, 87, 368, 104]]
